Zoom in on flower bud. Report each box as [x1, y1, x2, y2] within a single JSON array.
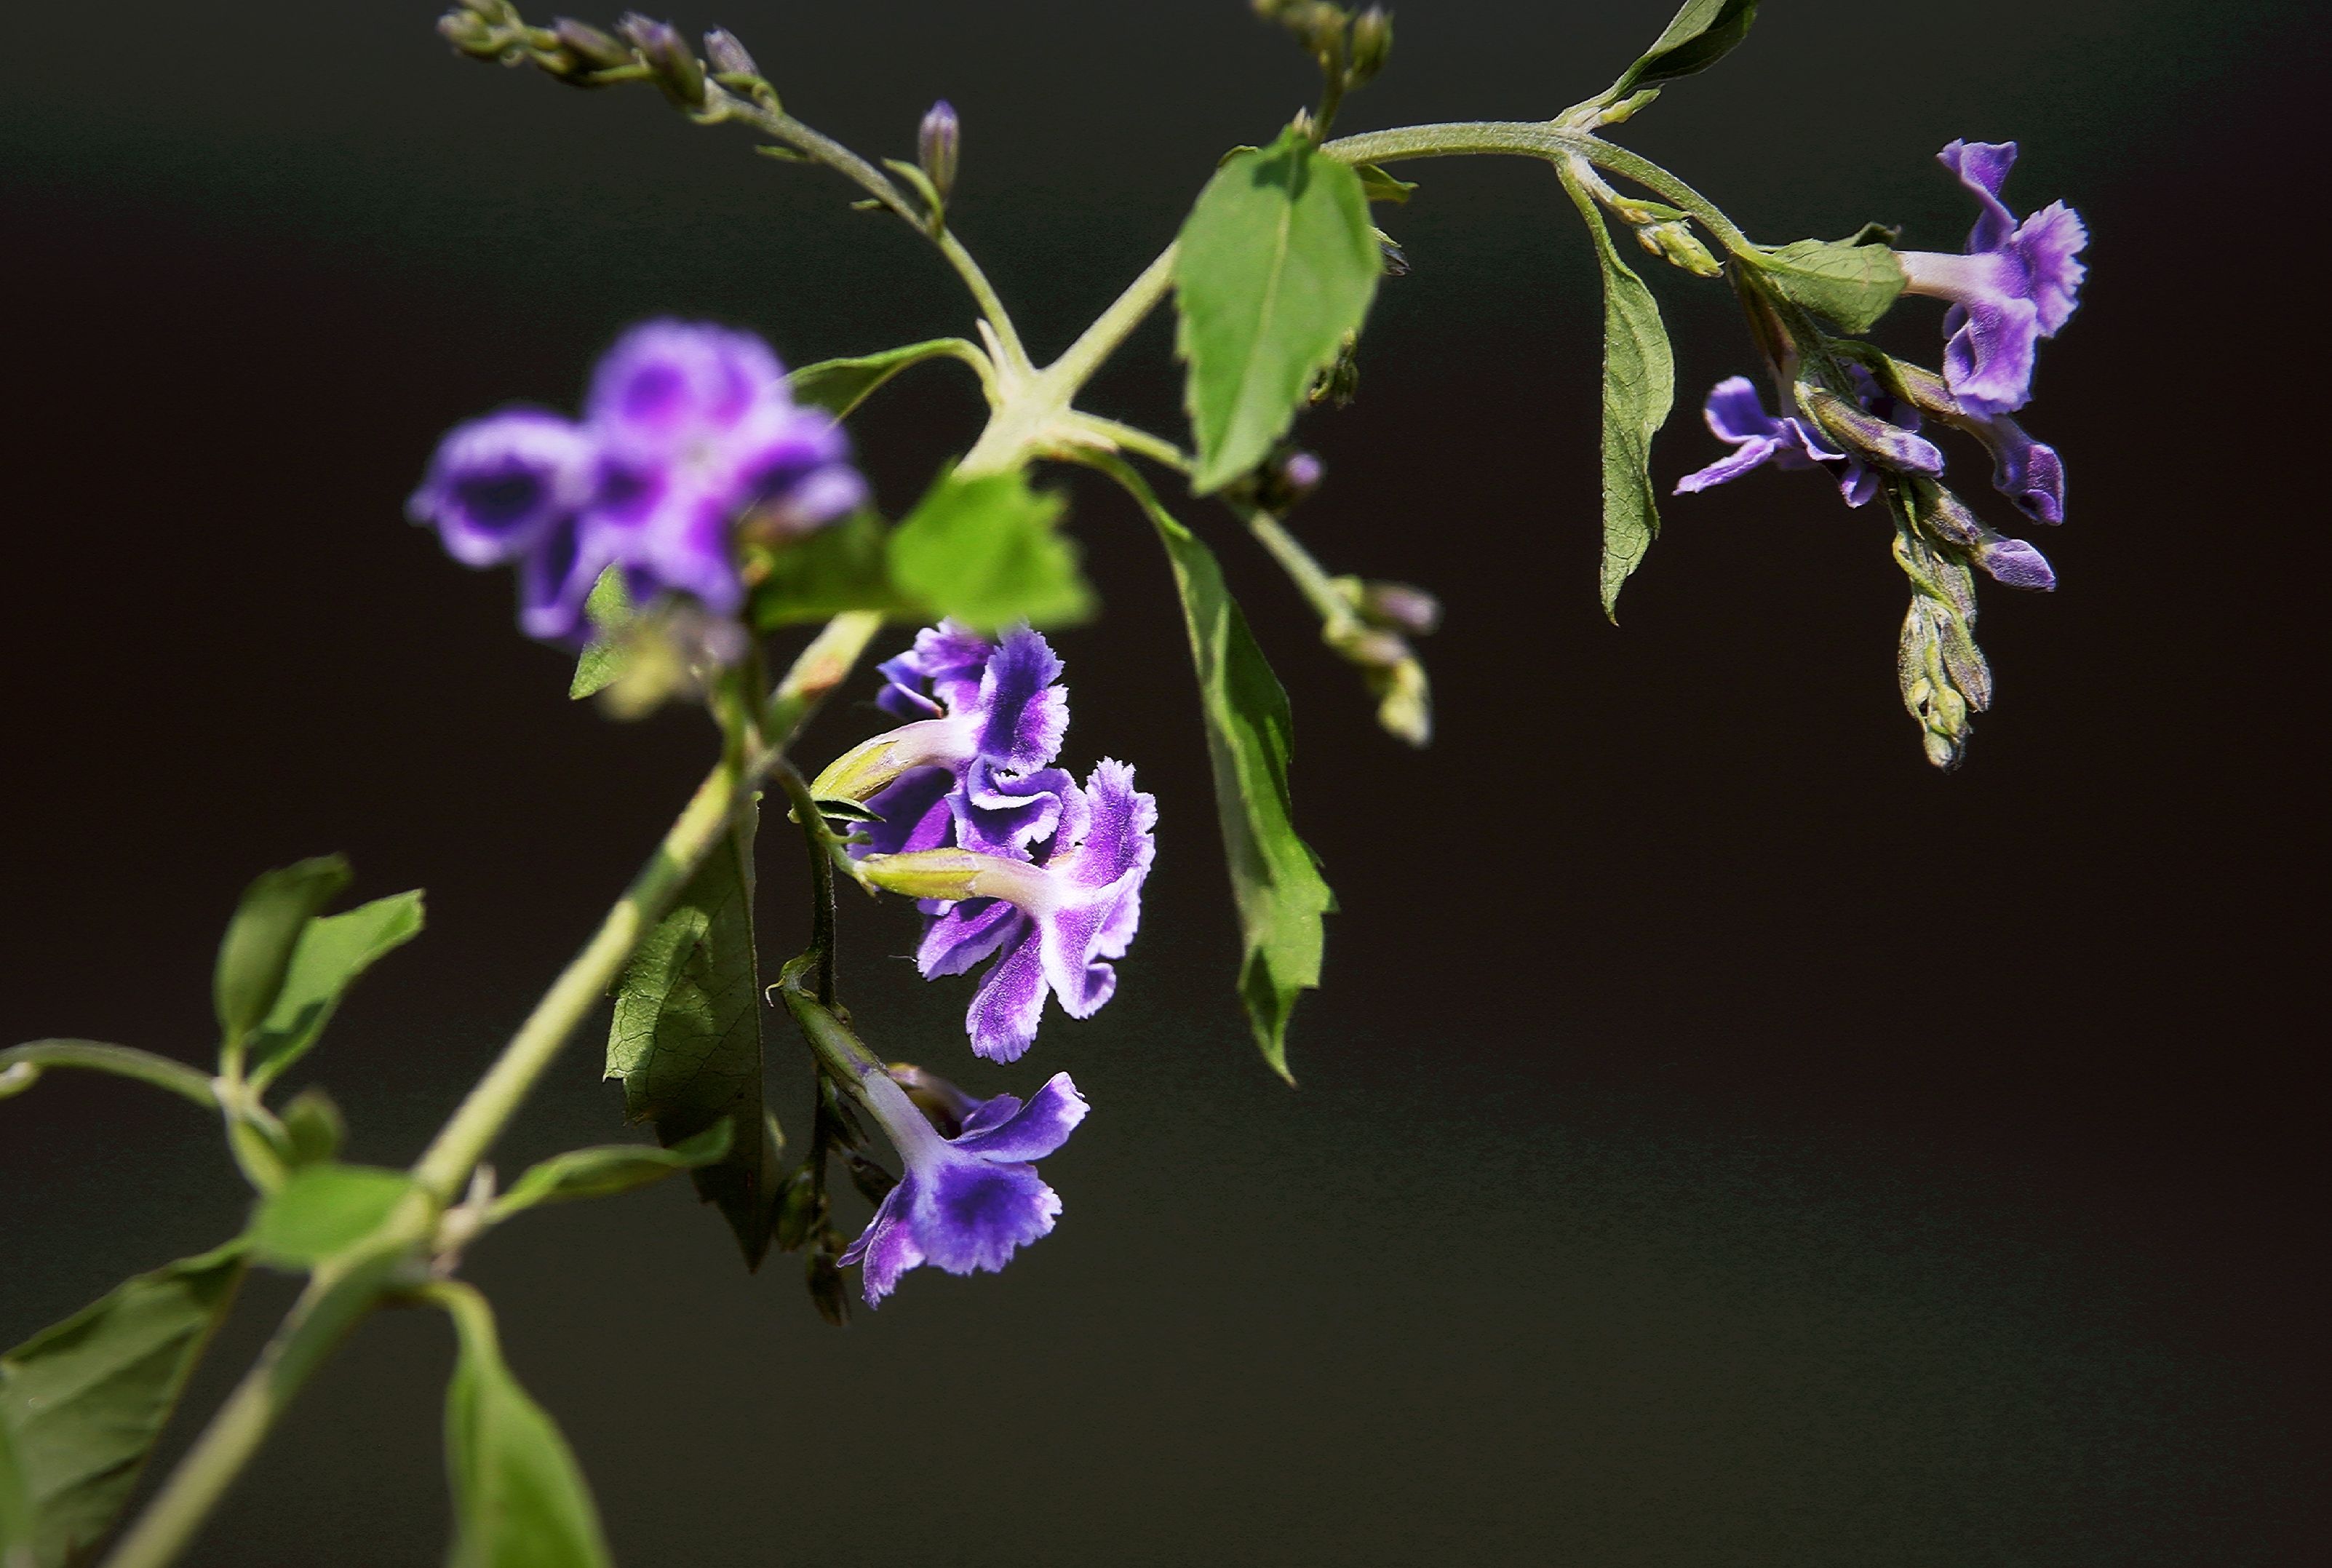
[[1349, 578, 1441, 636], [1634, 218, 1722, 277], [1347, 7, 1393, 86], [806, 1241, 851, 1326], [773, 1163, 822, 1253], [616, 12, 705, 108], [1798, 383, 1943, 477], [281, 1086, 345, 1166], [552, 17, 633, 69], [703, 27, 760, 81], [918, 100, 960, 205], [437, 8, 504, 57]]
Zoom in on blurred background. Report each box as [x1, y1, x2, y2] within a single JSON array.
[[3, 1, 2325, 1563]]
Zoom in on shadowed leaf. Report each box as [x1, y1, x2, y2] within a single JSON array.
[[438, 1286, 612, 1568]]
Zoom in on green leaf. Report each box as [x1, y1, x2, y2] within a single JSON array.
[[213, 856, 351, 1048], [489, 1123, 736, 1221], [279, 1086, 346, 1167], [568, 567, 634, 701], [437, 1286, 612, 1568], [0, 1040, 218, 1110], [1096, 457, 1332, 1082], [1751, 237, 1907, 334], [248, 1164, 421, 1268], [1605, 0, 1760, 99], [1559, 164, 1676, 621], [0, 1243, 248, 1568], [747, 509, 920, 629], [1174, 126, 1382, 493], [1355, 163, 1417, 204], [887, 470, 1094, 632], [786, 338, 982, 423], [605, 813, 783, 1267], [247, 891, 425, 1089]]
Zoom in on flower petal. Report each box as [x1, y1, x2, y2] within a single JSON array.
[[952, 1072, 1090, 1163], [1702, 375, 1784, 445], [862, 766, 961, 858], [840, 1180, 925, 1305], [918, 899, 1023, 979], [1942, 293, 2042, 415], [974, 627, 1070, 771], [1939, 139, 2020, 252], [963, 921, 1050, 1062], [912, 1158, 1061, 1275], [410, 410, 594, 567], [1674, 434, 1785, 495], [2012, 201, 2089, 337]]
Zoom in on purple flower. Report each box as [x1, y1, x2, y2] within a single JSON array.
[[838, 1068, 1089, 1305], [410, 319, 865, 643], [864, 759, 1157, 1062], [1967, 412, 2065, 526], [1895, 140, 2088, 416]]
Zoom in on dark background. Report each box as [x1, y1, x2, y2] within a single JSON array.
[[3, 2, 2324, 1563]]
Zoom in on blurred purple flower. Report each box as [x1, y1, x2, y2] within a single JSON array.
[[1895, 140, 2088, 416], [840, 1068, 1089, 1305], [409, 319, 864, 642]]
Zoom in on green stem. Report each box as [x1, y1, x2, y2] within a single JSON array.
[[1321, 121, 1756, 255], [1245, 511, 1359, 632], [0, 1040, 219, 1110], [101, 613, 883, 1568]]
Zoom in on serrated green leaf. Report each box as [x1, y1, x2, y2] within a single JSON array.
[[1751, 237, 1907, 333], [1559, 164, 1675, 620], [747, 509, 920, 629], [605, 814, 781, 1267], [887, 470, 1093, 632], [488, 1122, 736, 1221], [568, 567, 634, 701], [1606, 0, 1759, 99], [786, 338, 983, 423], [247, 891, 424, 1089], [1355, 163, 1417, 204], [1174, 127, 1381, 493], [1096, 458, 1332, 1081], [0, 1243, 247, 1568], [248, 1164, 421, 1268], [214, 856, 351, 1048], [437, 1286, 612, 1568]]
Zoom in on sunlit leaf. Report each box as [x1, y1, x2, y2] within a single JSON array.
[[0, 1243, 248, 1568], [438, 1286, 612, 1568], [1174, 126, 1381, 493], [887, 470, 1093, 631], [248, 1164, 421, 1268], [247, 891, 424, 1089], [1559, 164, 1676, 620], [568, 567, 634, 701], [747, 510, 919, 629], [1096, 458, 1332, 1081], [787, 338, 982, 423], [1751, 236, 1907, 333]]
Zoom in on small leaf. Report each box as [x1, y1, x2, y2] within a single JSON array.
[[786, 338, 982, 423], [247, 890, 425, 1089], [568, 566, 634, 701], [437, 1286, 613, 1568], [1558, 164, 1676, 620], [1605, 0, 1760, 100], [248, 1164, 420, 1268], [887, 470, 1094, 632], [279, 1086, 346, 1166], [1751, 237, 1907, 333], [1174, 126, 1382, 493], [213, 856, 351, 1048], [1355, 163, 1417, 204], [489, 1123, 736, 1220], [1098, 458, 1332, 1081], [605, 813, 782, 1267], [808, 797, 885, 824], [747, 509, 919, 630], [0, 1243, 248, 1568]]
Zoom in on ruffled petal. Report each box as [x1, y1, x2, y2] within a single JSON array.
[[516, 518, 608, 645], [963, 922, 1050, 1062], [952, 1073, 1090, 1163], [1702, 375, 1785, 444], [918, 899, 1023, 979], [410, 409, 594, 567], [586, 319, 784, 453], [952, 761, 1074, 856], [1943, 294, 2042, 415], [974, 627, 1070, 771], [1939, 138, 2020, 252], [912, 1157, 1061, 1275], [2012, 202, 2088, 337], [840, 1179, 925, 1305]]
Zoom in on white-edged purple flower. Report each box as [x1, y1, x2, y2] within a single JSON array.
[[839, 1068, 1089, 1305], [1895, 140, 2088, 416], [409, 319, 865, 643]]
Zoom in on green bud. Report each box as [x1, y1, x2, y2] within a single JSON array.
[[280, 1086, 346, 1167], [436, 9, 505, 57], [616, 12, 704, 108], [1368, 654, 1432, 748], [773, 1163, 822, 1254], [841, 1150, 898, 1206], [1633, 218, 1722, 277], [1341, 577, 1441, 636], [806, 1241, 851, 1326], [1347, 7, 1393, 85], [552, 17, 634, 70], [1308, 331, 1360, 407]]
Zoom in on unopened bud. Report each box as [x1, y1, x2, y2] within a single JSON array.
[[841, 1150, 898, 1206], [1347, 7, 1392, 86], [1308, 333, 1360, 407], [918, 100, 960, 205], [1351, 578, 1441, 636], [552, 17, 633, 69], [281, 1086, 346, 1166], [1634, 218, 1722, 277], [616, 12, 705, 108], [1369, 655, 1431, 747], [1376, 229, 1410, 277], [456, 0, 516, 18], [806, 1243, 851, 1326], [703, 27, 760, 81], [773, 1164, 821, 1253], [437, 9, 504, 57]]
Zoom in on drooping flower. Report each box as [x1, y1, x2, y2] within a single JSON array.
[[1674, 374, 1934, 508], [1894, 140, 2088, 416], [1878, 358, 2069, 527], [839, 1067, 1089, 1305], [410, 319, 864, 643]]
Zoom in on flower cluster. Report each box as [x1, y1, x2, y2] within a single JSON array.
[[1676, 139, 2086, 594], [821, 622, 1158, 1064], [408, 319, 865, 643], [806, 621, 1157, 1304]]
